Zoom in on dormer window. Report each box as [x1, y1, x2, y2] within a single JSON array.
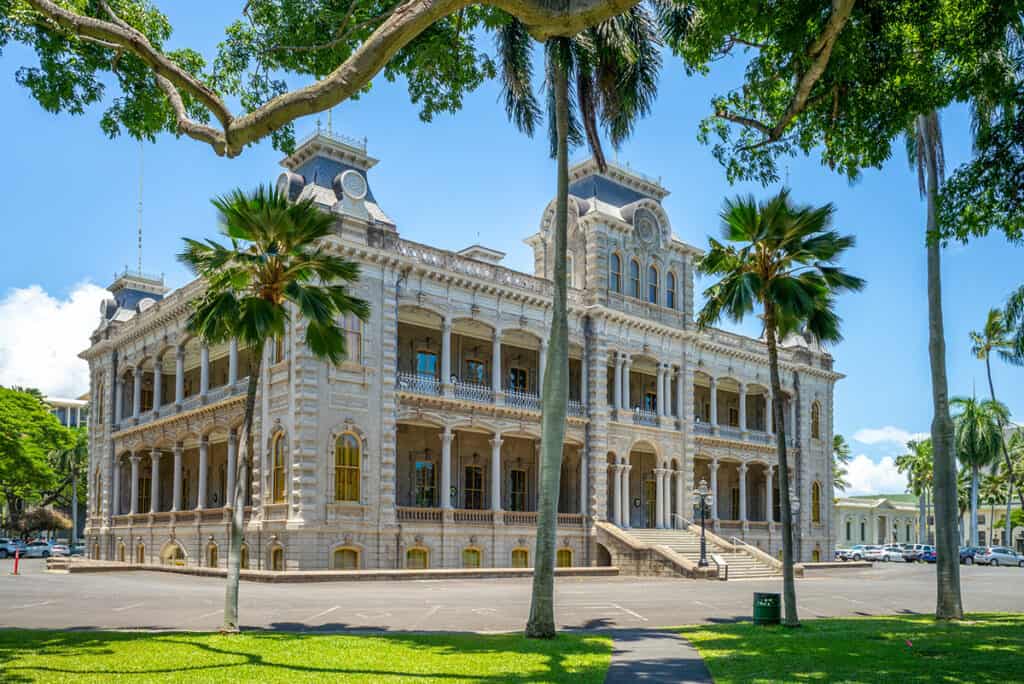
[[647, 265, 659, 304], [629, 259, 641, 298], [667, 272, 677, 309], [609, 253, 622, 293]]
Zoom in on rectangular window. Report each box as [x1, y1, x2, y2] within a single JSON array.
[[730, 488, 739, 520], [728, 407, 739, 427], [464, 358, 486, 385], [416, 351, 438, 377], [644, 392, 657, 413], [138, 478, 151, 513], [464, 465, 484, 510], [860, 522, 866, 541], [846, 521, 851, 540], [414, 461, 436, 507], [507, 367, 528, 392], [510, 469, 527, 512], [344, 313, 362, 364]]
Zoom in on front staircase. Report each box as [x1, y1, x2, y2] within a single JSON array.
[[624, 528, 781, 579]]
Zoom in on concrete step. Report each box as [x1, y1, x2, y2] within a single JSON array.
[[619, 528, 780, 579]]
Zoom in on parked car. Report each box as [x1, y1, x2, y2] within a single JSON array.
[[960, 546, 985, 565], [18, 541, 55, 558], [70, 543, 85, 556], [880, 545, 905, 562], [50, 544, 70, 557], [921, 548, 938, 563], [838, 544, 870, 561], [974, 547, 1024, 567], [0, 538, 25, 559], [902, 544, 932, 562]]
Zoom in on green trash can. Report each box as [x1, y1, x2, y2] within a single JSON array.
[[753, 592, 781, 625]]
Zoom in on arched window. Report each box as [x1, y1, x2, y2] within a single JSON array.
[[136, 543, 145, 564], [117, 542, 126, 562], [208, 544, 218, 568], [811, 402, 821, 439], [462, 547, 481, 568], [556, 548, 573, 568], [333, 547, 359, 570], [629, 259, 641, 298], [240, 544, 250, 570], [566, 254, 575, 289], [92, 543, 100, 560], [845, 519, 852, 541], [647, 265, 659, 304], [666, 272, 676, 309], [406, 547, 429, 569], [334, 433, 361, 502], [511, 548, 529, 568], [609, 253, 622, 292], [272, 433, 286, 503], [271, 546, 284, 571], [343, 313, 363, 364], [811, 482, 822, 524], [812, 547, 821, 562]]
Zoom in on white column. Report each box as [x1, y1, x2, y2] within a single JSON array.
[[738, 382, 747, 432], [149, 450, 161, 513], [613, 353, 623, 410], [580, 346, 589, 406], [111, 458, 121, 516], [226, 430, 237, 508], [152, 358, 162, 413], [200, 345, 210, 396], [676, 366, 685, 428], [175, 345, 185, 405], [656, 365, 665, 417], [491, 332, 502, 398], [228, 339, 239, 385], [709, 378, 718, 428], [622, 357, 632, 410], [538, 339, 547, 393], [440, 317, 452, 393], [196, 437, 209, 510], [710, 459, 719, 521], [621, 464, 632, 528], [767, 391, 774, 436], [114, 378, 123, 423], [441, 427, 453, 509], [663, 470, 673, 528], [789, 397, 797, 439], [578, 451, 588, 515], [129, 454, 140, 515], [171, 443, 183, 512], [611, 464, 622, 525], [490, 436, 503, 511], [739, 462, 748, 522], [132, 369, 141, 419], [675, 470, 685, 526], [766, 466, 774, 522], [655, 469, 665, 528]]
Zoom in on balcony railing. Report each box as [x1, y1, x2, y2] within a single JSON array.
[[718, 425, 743, 440], [503, 511, 538, 526], [396, 371, 441, 396], [557, 513, 585, 527], [568, 400, 585, 417], [505, 388, 541, 411], [453, 509, 494, 525], [632, 408, 658, 426], [397, 506, 443, 523], [748, 430, 772, 444], [693, 421, 712, 435], [453, 380, 494, 404]]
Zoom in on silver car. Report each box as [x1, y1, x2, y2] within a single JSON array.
[[18, 541, 55, 558], [974, 546, 1024, 567], [0, 538, 24, 559]]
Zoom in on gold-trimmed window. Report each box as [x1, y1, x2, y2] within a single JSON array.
[[811, 402, 821, 439], [272, 433, 286, 503], [407, 547, 429, 569], [647, 265, 659, 304], [333, 547, 359, 570], [462, 547, 481, 568], [507, 367, 528, 392], [556, 548, 572, 568], [334, 432, 360, 502], [511, 548, 529, 568], [416, 350, 438, 377], [138, 477, 151, 513], [464, 358, 486, 385], [811, 481, 822, 523]]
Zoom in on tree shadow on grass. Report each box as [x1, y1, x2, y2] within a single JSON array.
[[0, 627, 611, 683]]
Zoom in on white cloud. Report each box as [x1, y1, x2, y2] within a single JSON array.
[[0, 282, 108, 398], [844, 454, 908, 497], [852, 425, 929, 446]]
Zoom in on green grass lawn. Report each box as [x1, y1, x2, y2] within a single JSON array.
[[679, 613, 1024, 683], [0, 629, 611, 683]]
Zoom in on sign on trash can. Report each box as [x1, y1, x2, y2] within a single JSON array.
[[753, 592, 781, 625]]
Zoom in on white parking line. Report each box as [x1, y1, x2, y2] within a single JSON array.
[[611, 603, 648, 622], [186, 610, 222, 623], [112, 602, 145, 612], [303, 605, 340, 622], [13, 601, 54, 610]]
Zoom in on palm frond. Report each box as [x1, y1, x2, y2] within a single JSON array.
[[496, 16, 541, 137]]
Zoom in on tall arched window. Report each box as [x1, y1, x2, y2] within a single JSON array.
[[407, 547, 429, 569], [240, 544, 250, 570], [271, 546, 284, 571], [811, 481, 822, 523], [333, 547, 359, 570], [208, 543, 218, 568], [334, 432, 360, 502], [556, 548, 573, 567], [647, 265, 659, 304], [272, 433, 286, 503], [343, 313, 363, 364], [811, 401, 821, 439], [511, 548, 529, 568], [609, 253, 622, 293], [462, 547, 481, 568], [136, 543, 145, 564], [629, 259, 641, 298], [117, 542, 126, 562], [666, 272, 677, 309]]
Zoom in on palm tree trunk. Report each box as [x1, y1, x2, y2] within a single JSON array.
[[764, 304, 799, 627], [970, 465, 979, 547], [223, 340, 264, 633], [918, 486, 926, 545], [71, 469, 78, 547], [918, 113, 963, 620], [526, 39, 570, 640], [984, 356, 1016, 544]]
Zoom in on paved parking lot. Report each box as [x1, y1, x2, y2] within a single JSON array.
[[3, 558, 1024, 632]]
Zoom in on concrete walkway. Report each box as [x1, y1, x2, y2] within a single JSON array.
[[605, 629, 712, 683]]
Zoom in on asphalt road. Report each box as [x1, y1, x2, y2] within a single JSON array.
[[3, 559, 1023, 632]]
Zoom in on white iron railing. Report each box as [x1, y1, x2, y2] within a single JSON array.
[[453, 380, 494, 404], [505, 387, 541, 411], [568, 399, 586, 417], [632, 408, 658, 426], [396, 371, 441, 396]]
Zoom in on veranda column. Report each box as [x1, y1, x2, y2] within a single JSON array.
[[129, 453, 141, 515], [655, 365, 665, 417], [766, 390, 774, 436], [196, 437, 209, 510], [440, 427, 453, 510], [578, 451, 588, 515], [228, 339, 239, 386], [709, 459, 719, 522], [226, 430, 237, 507], [489, 435, 503, 511], [152, 357, 162, 414], [538, 339, 547, 395], [111, 458, 121, 515], [738, 382, 747, 432], [622, 357, 632, 411], [114, 377, 123, 423], [440, 317, 452, 394], [766, 466, 774, 522], [621, 464, 632, 528], [709, 377, 718, 431], [199, 345, 210, 397], [663, 470, 673, 528], [132, 369, 142, 419], [675, 366, 685, 429], [149, 450, 161, 513], [491, 331, 502, 401], [738, 462, 748, 522], [171, 443, 183, 512], [655, 468, 665, 528], [580, 345, 589, 406], [675, 470, 685, 526], [612, 464, 623, 526], [613, 353, 623, 411], [174, 345, 185, 406]]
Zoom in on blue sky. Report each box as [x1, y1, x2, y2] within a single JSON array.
[[1, 2, 1021, 495]]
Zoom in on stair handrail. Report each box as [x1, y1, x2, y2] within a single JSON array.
[[670, 513, 692, 530], [710, 553, 728, 581], [728, 535, 784, 570]]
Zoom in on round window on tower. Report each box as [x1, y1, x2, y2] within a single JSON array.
[[338, 170, 368, 200]]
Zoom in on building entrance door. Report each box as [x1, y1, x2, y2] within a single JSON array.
[[643, 477, 657, 528]]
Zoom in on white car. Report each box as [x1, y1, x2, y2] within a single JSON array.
[[18, 541, 55, 558], [50, 544, 70, 557], [880, 545, 904, 562], [861, 545, 887, 561]]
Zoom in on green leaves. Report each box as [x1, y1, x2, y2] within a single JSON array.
[[952, 397, 1010, 470], [0, 386, 73, 508]]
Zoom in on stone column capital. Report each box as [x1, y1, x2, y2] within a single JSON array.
[[129, 454, 141, 465], [489, 436, 503, 450], [150, 449, 161, 462], [441, 426, 454, 445]]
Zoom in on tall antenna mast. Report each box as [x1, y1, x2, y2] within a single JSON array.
[[137, 140, 144, 274], [327, 107, 334, 136]]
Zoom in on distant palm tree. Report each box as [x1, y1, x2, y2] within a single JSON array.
[[832, 434, 852, 493], [970, 307, 1022, 544], [897, 439, 933, 544], [696, 189, 864, 627], [50, 427, 89, 545], [952, 397, 1009, 547], [179, 186, 369, 632], [979, 470, 1005, 546]]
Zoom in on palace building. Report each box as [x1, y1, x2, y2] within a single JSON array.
[[82, 131, 841, 573]]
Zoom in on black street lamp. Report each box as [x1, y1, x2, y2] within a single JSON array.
[[693, 478, 713, 568]]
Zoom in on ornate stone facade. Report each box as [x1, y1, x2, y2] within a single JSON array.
[[82, 132, 842, 570]]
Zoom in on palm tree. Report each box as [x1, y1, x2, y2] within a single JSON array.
[[496, 6, 668, 639], [952, 397, 1009, 547], [908, 110, 962, 619], [179, 186, 369, 632], [50, 427, 89, 546], [832, 434, 852, 493], [696, 189, 864, 627], [970, 307, 1022, 545], [896, 439, 933, 544], [979, 470, 1005, 546]]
